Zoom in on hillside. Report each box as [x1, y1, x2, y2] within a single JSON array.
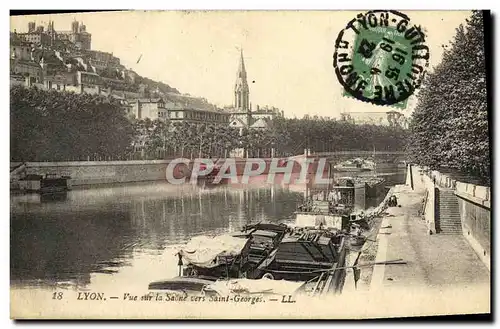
[[9, 33, 226, 109]]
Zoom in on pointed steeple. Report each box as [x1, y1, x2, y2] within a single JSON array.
[[234, 48, 250, 113], [237, 48, 246, 79]]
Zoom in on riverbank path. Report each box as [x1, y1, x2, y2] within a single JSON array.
[[370, 185, 490, 291]]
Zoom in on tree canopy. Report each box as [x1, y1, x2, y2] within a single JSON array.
[[11, 86, 408, 162], [10, 85, 135, 161], [406, 11, 489, 183]]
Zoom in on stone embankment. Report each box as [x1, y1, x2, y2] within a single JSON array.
[[343, 181, 489, 314], [10, 157, 322, 188]]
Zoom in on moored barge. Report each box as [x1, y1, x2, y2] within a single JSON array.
[[18, 173, 71, 194]]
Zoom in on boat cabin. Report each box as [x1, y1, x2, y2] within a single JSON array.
[[18, 173, 71, 193], [254, 230, 346, 281], [237, 223, 289, 266], [251, 230, 279, 248]]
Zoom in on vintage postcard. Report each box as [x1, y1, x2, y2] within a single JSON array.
[[10, 10, 491, 319]]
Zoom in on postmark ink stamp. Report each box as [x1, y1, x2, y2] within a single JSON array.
[[333, 10, 430, 106]]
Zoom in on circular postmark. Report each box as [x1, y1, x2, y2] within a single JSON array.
[[333, 10, 430, 106]]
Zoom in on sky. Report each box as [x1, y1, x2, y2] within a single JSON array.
[[10, 10, 471, 118]]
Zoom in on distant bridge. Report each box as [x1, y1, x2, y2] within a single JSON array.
[[289, 150, 407, 164]]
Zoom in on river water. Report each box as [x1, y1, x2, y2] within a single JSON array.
[[10, 166, 405, 291]]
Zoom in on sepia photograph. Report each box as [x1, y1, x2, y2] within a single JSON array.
[[9, 9, 491, 320]]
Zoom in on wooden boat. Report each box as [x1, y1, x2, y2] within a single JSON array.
[[238, 223, 288, 267], [252, 229, 347, 283], [295, 196, 351, 232], [204, 277, 306, 297], [178, 234, 252, 280], [363, 177, 387, 198], [18, 173, 71, 194], [149, 276, 306, 298], [333, 158, 375, 172], [148, 276, 219, 296]]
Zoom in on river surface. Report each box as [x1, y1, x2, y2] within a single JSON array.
[[11, 166, 405, 291]]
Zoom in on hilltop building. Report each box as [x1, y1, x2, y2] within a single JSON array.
[[18, 20, 92, 50], [9, 23, 252, 126]]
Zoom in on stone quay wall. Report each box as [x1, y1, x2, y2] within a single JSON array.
[[405, 164, 490, 271], [14, 157, 323, 187]]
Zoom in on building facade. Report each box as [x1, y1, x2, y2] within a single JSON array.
[[168, 107, 230, 124], [10, 59, 43, 83], [340, 111, 409, 128], [252, 105, 284, 121], [86, 50, 121, 72], [76, 71, 102, 86], [10, 41, 32, 61], [18, 20, 92, 50], [126, 96, 231, 124], [129, 98, 168, 121]]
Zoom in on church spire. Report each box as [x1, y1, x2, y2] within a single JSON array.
[[237, 48, 246, 79], [234, 48, 250, 113]]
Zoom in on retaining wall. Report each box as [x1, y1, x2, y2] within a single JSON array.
[[406, 164, 436, 234], [16, 157, 323, 187], [455, 181, 491, 271], [23, 160, 180, 186], [406, 164, 490, 270]]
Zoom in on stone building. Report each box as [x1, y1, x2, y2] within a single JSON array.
[[17, 20, 92, 50], [229, 50, 252, 127], [129, 98, 169, 121], [76, 71, 102, 87], [10, 59, 43, 83], [167, 106, 230, 125], [86, 50, 121, 72], [10, 41, 32, 61], [227, 50, 283, 130], [340, 111, 409, 128]]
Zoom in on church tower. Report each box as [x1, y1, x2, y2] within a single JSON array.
[[234, 49, 250, 114]]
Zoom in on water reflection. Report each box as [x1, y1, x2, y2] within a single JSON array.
[[10, 182, 301, 288], [10, 168, 405, 289]]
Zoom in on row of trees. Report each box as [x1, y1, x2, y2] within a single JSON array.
[[270, 117, 408, 155], [132, 117, 408, 160], [11, 85, 409, 162], [406, 11, 490, 183], [10, 85, 135, 162]]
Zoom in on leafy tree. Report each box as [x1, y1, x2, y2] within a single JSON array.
[[407, 11, 489, 183], [10, 85, 135, 161], [11, 86, 409, 162]]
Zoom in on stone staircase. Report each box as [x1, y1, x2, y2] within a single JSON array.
[[436, 188, 463, 235]]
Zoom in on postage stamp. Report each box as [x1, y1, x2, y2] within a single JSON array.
[[333, 10, 430, 107]]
